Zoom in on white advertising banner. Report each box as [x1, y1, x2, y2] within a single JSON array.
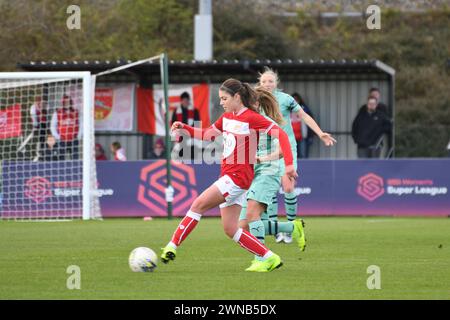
[[94, 84, 134, 131]]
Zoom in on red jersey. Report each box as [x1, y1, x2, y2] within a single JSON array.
[[212, 107, 276, 189], [57, 109, 79, 142]]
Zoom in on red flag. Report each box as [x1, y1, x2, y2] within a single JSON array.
[[137, 87, 155, 134], [137, 84, 210, 135], [192, 83, 210, 128], [0, 104, 22, 139]]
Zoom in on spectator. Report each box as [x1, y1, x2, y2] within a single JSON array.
[[29, 96, 48, 151], [50, 95, 82, 160], [41, 134, 62, 161], [368, 88, 392, 153], [95, 143, 107, 161], [150, 138, 165, 159], [111, 141, 127, 161], [352, 96, 392, 158], [171, 92, 201, 160], [292, 92, 315, 158], [368, 87, 388, 115], [290, 112, 302, 158], [171, 91, 201, 127]]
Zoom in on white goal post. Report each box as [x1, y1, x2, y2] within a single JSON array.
[[0, 71, 99, 220]]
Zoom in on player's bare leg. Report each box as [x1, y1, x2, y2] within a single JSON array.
[[161, 184, 225, 263]]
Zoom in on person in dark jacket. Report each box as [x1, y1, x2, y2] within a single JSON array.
[[41, 134, 63, 161], [352, 96, 392, 158], [368, 87, 389, 116], [150, 138, 166, 159], [171, 92, 201, 126], [171, 92, 201, 161], [292, 92, 315, 158]]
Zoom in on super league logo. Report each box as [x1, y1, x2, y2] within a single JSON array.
[[137, 160, 198, 216], [357, 173, 385, 202], [24, 176, 52, 203]]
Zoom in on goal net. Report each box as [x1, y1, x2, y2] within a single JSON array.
[[0, 72, 100, 220]]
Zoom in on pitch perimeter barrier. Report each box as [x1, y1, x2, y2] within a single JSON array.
[[95, 159, 450, 217], [1, 160, 448, 218]]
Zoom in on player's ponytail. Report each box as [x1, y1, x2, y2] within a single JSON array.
[[238, 82, 258, 112], [220, 79, 258, 112], [255, 87, 285, 126]]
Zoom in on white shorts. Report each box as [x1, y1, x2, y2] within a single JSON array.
[[213, 175, 247, 209]]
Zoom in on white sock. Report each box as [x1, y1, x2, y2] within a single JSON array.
[[263, 251, 273, 259], [168, 241, 177, 250]]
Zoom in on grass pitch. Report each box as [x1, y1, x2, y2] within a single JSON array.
[[0, 217, 449, 300]]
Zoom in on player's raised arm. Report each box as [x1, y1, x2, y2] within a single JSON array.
[[172, 121, 222, 142], [296, 108, 337, 146]]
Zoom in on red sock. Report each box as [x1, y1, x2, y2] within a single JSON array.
[[169, 210, 201, 248], [233, 228, 271, 257]]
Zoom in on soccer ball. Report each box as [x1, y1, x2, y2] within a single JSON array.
[[128, 247, 158, 272]]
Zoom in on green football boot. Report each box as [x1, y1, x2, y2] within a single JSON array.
[[245, 259, 261, 272], [292, 219, 306, 251], [246, 254, 283, 272], [160, 245, 176, 264]]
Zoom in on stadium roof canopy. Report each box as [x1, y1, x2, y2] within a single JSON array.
[[18, 58, 395, 80], [18, 58, 396, 158]]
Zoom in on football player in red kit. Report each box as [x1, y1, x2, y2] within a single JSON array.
[[160, 78, 297, 272]]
